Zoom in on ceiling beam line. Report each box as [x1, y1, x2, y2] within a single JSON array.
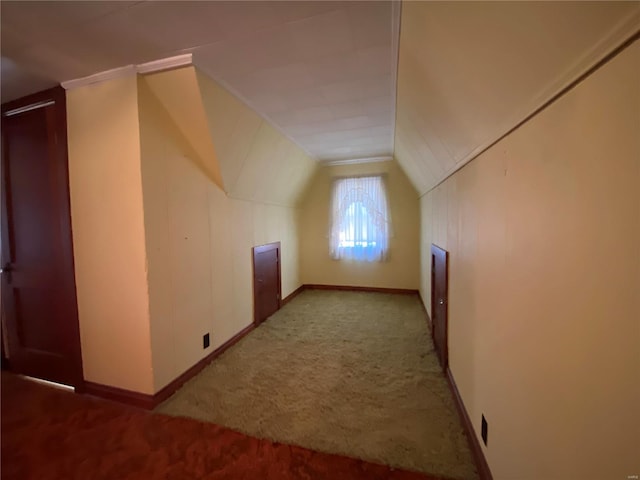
[[421, 28, 640, 198], [61, 54, 193, 91]]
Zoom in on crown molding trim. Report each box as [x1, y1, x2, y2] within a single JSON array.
[[136, 53, 193, 74], [323, 156, 393, 166], [61, 54, 193, 90], [389, 0, 402, 157], [61, 65, 136, 90]]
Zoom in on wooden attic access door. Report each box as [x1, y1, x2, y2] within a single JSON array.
[[252, 242, 281, 325], [431, 244, 449, 371], [1, 87, 83, 387]]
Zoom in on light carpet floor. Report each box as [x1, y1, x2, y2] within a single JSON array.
[[156, 290, 478, 480]]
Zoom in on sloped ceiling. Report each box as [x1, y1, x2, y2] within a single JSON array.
[[140, 66, 316, 206], [1, 1, 639, 194], [142, 67, 225, 191], [395, 1, 640, 195], [0, 1, 399, 163], [196, 70, 317, 206]]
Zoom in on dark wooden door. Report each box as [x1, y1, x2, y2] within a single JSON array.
[[431, 244, 449, 370], [1, 87, 83, 387], [253, 242, 281, 325]]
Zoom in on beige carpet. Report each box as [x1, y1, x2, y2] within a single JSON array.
[[156, 290, 478, 479]]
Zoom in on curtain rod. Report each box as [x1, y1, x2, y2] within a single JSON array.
[[329, 173, 389, 180]]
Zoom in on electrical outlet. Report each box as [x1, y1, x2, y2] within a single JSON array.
[[481, 414, 488, 446], [203, 333, 210, 349]]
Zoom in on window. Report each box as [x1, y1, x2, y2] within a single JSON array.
[[329, 175, 390, 262]]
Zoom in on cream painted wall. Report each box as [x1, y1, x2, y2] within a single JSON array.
[[142, 66, 317, 207], [420, 42, 640, 479], [196, 69, 317, 207], [65, 65, 313, 395], [142, 67, 225, 191], [299, 160, 419, 289], [138, 77, 304, 391], [395, 1, 640, 196], [66, 76, 154, 394]]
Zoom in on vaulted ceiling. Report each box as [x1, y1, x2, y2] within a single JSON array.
[[395, 1, 639, 195], [2, 1, 638, 194], [1, 1, 399, 163]]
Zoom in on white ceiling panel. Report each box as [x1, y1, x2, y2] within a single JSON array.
[[194, 2, 399, 162], [329, 100, 368, 119], [395, 1, 640, 195], [288, 9, 355, 59], [280, 88, 330, 111], [121, 2, 229, 52], [346, 1, 394, 50], [1, 1, 399, 161], [0, 1, 137, 42], [2, 0, 637, 179]]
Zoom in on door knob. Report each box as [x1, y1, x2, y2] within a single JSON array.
[[439, 299, 444, 305], [1, 263, 13, 283]]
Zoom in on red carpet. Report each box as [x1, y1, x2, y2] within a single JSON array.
[[1, 373, 450, 480]]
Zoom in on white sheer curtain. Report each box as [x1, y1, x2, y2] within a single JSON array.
[[329, 176, 390, 262]]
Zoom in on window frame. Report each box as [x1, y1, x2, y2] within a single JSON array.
[[329, 174, 390, 262]]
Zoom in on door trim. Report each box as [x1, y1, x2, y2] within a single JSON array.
[[430, 243, 449, 371], [1, 86, 84, 388], [446, 367, 493, 479], [252, 241, 281, 325]]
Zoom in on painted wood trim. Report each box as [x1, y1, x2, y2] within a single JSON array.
[[416, 289, 490, 478], [446, 367, 494, 480], [2, 86, 84, 389], [282, 285, 305, 306], [417, 291, 432, 331], [83, 323, 256, 410], [84, 381, 155, 410], [252, 241, 282, 325], [252, 241, 281, 255], [152, 322, 255, 406], [83, 285, 431, 409], [303, 284, 419, 295], [421, 30, 640, 198], [62, 54, 194, 91], [155, 283, 418, 405], [61, 66, 137, 90], [323, 156, 393, 166], [137, 54, 192, 74], [430, 244, 449, 371]]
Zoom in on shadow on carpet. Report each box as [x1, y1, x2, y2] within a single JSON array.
[[1, 372, 455, 480], [156, 290, 478, 480]]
